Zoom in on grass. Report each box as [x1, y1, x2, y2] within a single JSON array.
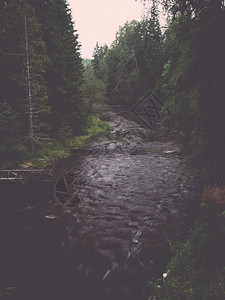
[[30, 142, 71, 169], [29, 116, 111, 169]]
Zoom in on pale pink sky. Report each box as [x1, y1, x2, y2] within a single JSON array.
[[67, 0, 146, 59]]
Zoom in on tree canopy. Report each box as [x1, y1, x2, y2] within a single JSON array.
[[93, 0, 225, 184], [160, 0, 225, 184], [92, 7, 164, 107]]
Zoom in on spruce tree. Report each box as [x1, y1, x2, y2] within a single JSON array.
[[98, 16, 164, 106], [0, 0, 50, 163], [138, 4, 164, 92], [31, 0, 85, 136], [0, 0, 86, 166]]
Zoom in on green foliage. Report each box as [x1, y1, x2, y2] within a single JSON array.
[[92, 43, 108, 79], [161, 2, 225, 185], [139, 2, 225, 299], [31, 141, 70, 168], [0, 0, 87, 167], [58, 122, 74, 143], [0, 99, 20, 137], [86, 116, 110, 137], [150, 208, 225, 300], [30, 117, 110, 168], [0, 0, 50, 137], [0, 99, 28, 168], [0, 137, 30, 168], [94, 11, 164, 107], [80, 64, 107, 114], [31, 0, 85, 134]]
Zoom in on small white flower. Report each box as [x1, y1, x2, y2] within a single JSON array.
[[163, 272, 168, 279]]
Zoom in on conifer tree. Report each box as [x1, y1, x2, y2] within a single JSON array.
[[92, 42, 101, 79], [0, 0, 86, 166], [139, 4, 164, 91], [31, 0, 85, 135], [161, 0, 225, 184], [98, 15, 163, 106], [0, 0, 50, 162]]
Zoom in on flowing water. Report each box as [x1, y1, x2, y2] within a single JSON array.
[[0, 107, 199, 300]]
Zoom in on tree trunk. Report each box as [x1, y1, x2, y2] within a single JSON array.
[[24, 16, 34, 153]]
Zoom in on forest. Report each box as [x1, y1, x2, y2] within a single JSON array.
[[1, 0, 225, 187], [0, 0, 86, 168], [92, 0, 225, 187], [0, 0, 225, 299]]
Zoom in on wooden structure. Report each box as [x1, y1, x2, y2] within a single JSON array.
[[0, 169, 53, 182]]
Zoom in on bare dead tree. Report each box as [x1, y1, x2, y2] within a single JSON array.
[[24, 17, 51, 151], [24, 16, 34, 153]]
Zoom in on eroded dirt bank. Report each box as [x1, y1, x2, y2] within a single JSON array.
[[0, 107, 200, 299]]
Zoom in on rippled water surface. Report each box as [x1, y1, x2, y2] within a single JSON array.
[[52, 108, 198, 299], [1, 108, 198, 300]]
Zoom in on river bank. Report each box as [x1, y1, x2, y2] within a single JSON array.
[[0, 106, 200, 299]]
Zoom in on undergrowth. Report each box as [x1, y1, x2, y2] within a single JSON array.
[[29, 116, 110, 169], [148, 207, 225, 300]]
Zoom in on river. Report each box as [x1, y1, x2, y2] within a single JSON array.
[[0, 107, 199, 300]]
